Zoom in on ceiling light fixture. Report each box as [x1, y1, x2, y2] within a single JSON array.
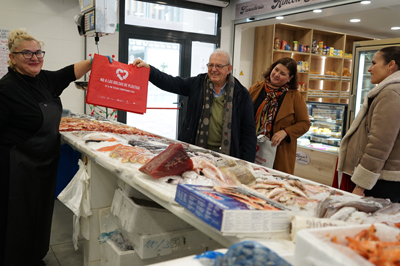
[[391, 27, 400, 30], [276, 16, 284, 20], [313, 9, 322, 13], [360, 1, 371, 4], [350, 19, 361, 23]]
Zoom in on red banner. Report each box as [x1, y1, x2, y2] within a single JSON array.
[[86, 54, 150, 114]]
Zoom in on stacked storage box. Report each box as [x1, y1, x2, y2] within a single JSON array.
[[99, 183, 222, 266]]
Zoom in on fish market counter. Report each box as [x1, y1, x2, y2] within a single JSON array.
[[59, 116, 400, 266], [60, 130, 298, 266]]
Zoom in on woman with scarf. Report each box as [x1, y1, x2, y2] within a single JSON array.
[[249, 57, 310, 174], [338, 46, 400, 203]]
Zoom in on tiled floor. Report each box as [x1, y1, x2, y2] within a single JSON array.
[[43, 200, 84, 266]]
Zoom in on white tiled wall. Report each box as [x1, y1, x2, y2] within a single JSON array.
[[0, 0, 119, 114]]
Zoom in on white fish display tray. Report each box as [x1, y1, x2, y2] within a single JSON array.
[[294, 223, 400, 266]]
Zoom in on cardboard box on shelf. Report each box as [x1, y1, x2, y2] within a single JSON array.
[[174, 184, 292, 236]]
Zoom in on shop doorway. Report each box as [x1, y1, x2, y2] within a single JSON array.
[[118, 0, 221, 139]]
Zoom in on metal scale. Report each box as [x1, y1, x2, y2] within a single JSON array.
[[74, 0, 118, 90]]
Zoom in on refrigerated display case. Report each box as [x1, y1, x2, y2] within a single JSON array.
[[348, 38, 400, 128], [294, 102, 347, 186], [298, 102, 347, 154]]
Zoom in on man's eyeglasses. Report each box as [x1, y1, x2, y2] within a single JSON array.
[[206, 63, 229, 70], [12, 50, 45, 59]]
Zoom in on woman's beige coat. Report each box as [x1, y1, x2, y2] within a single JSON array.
[[338, 70, 400, 189], [249, 81, 310, 174]]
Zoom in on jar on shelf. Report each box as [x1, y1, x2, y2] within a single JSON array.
[[274, 37, 280, 50], [293, 41, 298, 51], [312, 39, 318, 54], [329, 47, 334, 56], [318, 41, 324, 55], [298, 82, 307, 91], [280, 40, 287, 50]]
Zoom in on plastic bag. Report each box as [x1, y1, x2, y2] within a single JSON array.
[[195, 241, 292, 266], [58, 159, 92, 250], [255, 135, 277, 169], [98, 229, 134, 251]]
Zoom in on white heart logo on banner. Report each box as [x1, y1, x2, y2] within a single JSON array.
[[116, 69, 129, 81]]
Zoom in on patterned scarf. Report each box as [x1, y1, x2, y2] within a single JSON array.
[[195, 73, 235, 155], [255, 77, 289, 138]]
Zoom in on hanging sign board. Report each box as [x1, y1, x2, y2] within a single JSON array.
[[235, 0, 333, 20], [86, 54, 150, 114]]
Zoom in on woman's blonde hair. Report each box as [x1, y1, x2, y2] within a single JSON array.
[[7, 28, 44, 68]]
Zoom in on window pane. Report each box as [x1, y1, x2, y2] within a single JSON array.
[[125, 0, 217, 35], [126, 39, 179, 140], [191, 42, 216, 76]]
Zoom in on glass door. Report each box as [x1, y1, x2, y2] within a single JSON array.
[[126, 39, 180, 139], [191, 41, 216, 76], [118, 0, 221, 139], [353, 49, 377, 116], [348, 38, 400, 128], [125, 40, 216, 140]]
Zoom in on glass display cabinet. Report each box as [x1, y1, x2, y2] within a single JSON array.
[[298, 102, 348, 154]]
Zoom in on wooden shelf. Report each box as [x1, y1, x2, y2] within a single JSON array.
[[252, 23, 374, 104]]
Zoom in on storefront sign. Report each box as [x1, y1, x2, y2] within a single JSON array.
[[236, 0, 332, 20], [296, 151, 310, 165]]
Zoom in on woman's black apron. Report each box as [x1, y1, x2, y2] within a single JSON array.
[[4, 97, 62, 266]]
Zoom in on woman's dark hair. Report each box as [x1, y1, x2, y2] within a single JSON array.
[[379, 46, 400, 70], [263, 57, 298, 90]]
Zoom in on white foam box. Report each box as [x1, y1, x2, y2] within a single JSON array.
[[99, 208, 137, 266], [126, 226, 221, 260], [101, 239, 137, 266], [111, 188, 193, 234], [100, 233, 218, 266], [294, 223, 400, 266], [99, 208, 222, 264]]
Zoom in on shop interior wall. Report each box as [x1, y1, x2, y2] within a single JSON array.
[[220, 3, 235, 55], [0, 0, 88, 114]]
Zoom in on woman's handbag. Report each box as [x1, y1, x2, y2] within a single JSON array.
[[255, 134, 277, 169]]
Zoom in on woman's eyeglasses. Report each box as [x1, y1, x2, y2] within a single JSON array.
[[12, 50, 45, 59]]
